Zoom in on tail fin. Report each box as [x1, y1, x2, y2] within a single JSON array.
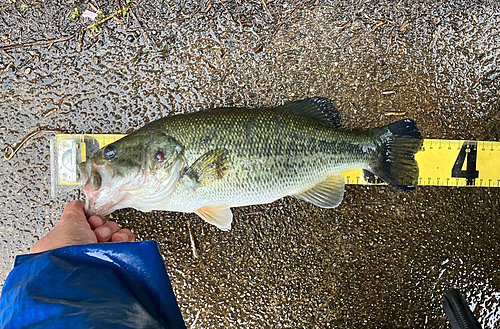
[[366, 119, 423, 192]]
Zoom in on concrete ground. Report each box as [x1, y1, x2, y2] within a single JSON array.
[[0, 0, 499, 327]]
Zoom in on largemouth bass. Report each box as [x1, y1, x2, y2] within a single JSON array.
[[79, 97, 423, 230]]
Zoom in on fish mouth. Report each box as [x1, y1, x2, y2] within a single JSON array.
[[78, 161, 119, 217], [78, 158, 184, 217]]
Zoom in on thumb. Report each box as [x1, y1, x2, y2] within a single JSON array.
[[59, 201, 88, 225]]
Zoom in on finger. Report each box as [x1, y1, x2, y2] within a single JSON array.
[[59, 201, 88, 225], [94, 221, 121, 242], [88, 215, 105, 230], [111, 229, 135, 243]]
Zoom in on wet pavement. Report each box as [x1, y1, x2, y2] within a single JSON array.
[[1, 0, 499, 327]]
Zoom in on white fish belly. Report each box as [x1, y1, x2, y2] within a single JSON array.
[[165, 154, 369, 213]]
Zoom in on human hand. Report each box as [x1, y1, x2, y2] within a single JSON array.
[[30, 200, 135, 254]]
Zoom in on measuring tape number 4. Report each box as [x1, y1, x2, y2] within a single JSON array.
[[416, 140, 500, 187]]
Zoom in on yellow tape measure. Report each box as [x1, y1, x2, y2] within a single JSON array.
[[51, 135, 500, 195], [343, 139, 500, 187]]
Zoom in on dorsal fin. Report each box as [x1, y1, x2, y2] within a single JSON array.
[[277, 97, 342, 128]]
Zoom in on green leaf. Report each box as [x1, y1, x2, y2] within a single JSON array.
[[71, 7, 79, 19]]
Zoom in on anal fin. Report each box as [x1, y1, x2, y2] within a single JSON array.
[[293, 173, 345, 208], [195, 205, 233, 231]]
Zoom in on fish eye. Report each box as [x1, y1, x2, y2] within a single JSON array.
[[104, 145, 117, 159], [155, 151, 164, 163]]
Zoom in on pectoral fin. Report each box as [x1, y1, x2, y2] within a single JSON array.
[[293, 173, 345, 208], [184, 149, 230, 186], [195, 205, 233, 231]]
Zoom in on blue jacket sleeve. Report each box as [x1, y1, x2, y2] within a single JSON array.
[[0, 241, 186, 329]]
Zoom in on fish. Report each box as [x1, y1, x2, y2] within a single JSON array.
[[78, 97, 423, 231]]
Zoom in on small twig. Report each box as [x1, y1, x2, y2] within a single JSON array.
[[77, 30, 85, 52], [274, 0, 314, 35], [16, 54, 36, 74], [236, 5, 242, 30], [86, 7, 128, 30], [0, 35, 74, 51], [125, 4, 130, 27], [261, 0, 273, 19], [385, 27, 396, 53], [88, 3, 99, 12], [2, 50, 14, 60], [129, 43, 168, 65], [129, 5, 157, 49], [17, 184, 29, 194], [4, 129, 63, 160], [428, 25, 441, 50], [349, 101, 359, 111], [400, 20, 409, 32], [216, 0, 236, 25], [190, 310, 201, 329], [382, 90, 396, 95], [43, 108, 57, 117], [245, 211, 263, 215], [337, 21, 351, 30], [384, 111, 406, 116], [0, 62, 13, 75], [187, 220, 198, 259], [372, 21, 385, 31]]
